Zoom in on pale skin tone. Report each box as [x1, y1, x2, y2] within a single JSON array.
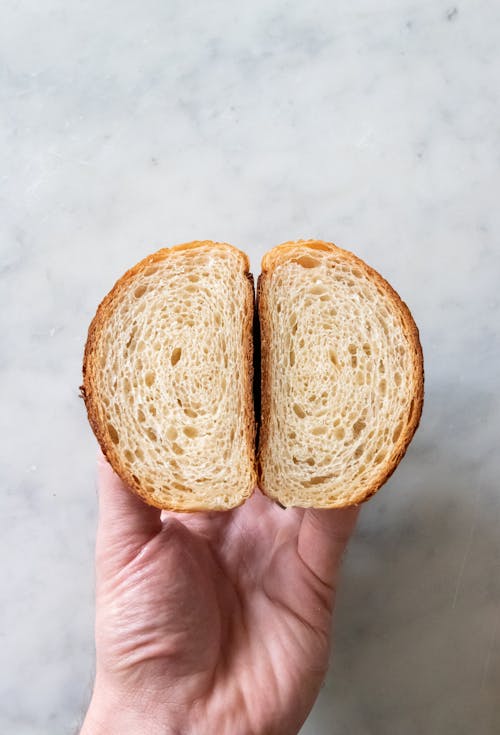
[[81, 454, 359, 735]]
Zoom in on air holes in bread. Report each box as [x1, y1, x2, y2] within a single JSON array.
[[171, 348, 182, 366], [293, 404, 306, 418], [296, 255, 320, 268], [107, 423, 119, 444]]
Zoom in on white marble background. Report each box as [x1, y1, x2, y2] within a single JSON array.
[[1, 0, 499, 733]]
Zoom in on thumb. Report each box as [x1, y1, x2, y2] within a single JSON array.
[[96, 451, 162, 559]]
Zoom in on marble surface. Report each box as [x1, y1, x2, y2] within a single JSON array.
[[1, 0, 499, 732]]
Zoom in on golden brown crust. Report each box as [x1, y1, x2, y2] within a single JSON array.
[[82, 241, 256, 511], [257, 239, 424, 508]]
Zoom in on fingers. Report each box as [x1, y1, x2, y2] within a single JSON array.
[[298, 506, 360, 587], [96, 452, 162, 553]]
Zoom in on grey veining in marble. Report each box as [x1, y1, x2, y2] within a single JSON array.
[[1, 1, 499, 733]]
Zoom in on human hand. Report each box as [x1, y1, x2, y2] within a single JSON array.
[[81, 454, 359, 735]]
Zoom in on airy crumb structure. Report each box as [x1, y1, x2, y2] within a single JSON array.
[[83, 241, 256, 511], [257, 240, 424, 508]]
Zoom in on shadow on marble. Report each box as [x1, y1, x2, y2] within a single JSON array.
[[302, 383, 500, 734]]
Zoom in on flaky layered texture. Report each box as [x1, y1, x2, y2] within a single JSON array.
[[83, 241, 256, 511], [258, 240, 424, 508]]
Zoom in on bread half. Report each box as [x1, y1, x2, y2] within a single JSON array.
[[82, 241, 256, 511], [257, 240, 424, 508]]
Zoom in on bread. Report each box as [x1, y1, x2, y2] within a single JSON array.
[[257, 239, 424, 508], [82, 241, 256, 511]]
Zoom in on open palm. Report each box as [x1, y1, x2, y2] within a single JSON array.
[[84, 455, 358, 735]]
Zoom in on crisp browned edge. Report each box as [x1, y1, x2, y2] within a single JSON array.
[[257, 239, 425, 508], [82, 240, 257, 511]]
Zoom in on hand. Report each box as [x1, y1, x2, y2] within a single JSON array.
[[81, 454, 359, 735]]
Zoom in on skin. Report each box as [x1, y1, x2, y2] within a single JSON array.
[[81, 454, 359, 735]]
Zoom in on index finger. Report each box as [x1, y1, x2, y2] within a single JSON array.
[[298, 506, 360, 586]]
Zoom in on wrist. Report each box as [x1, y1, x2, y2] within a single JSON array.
[[81, 683, 186, 735]]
